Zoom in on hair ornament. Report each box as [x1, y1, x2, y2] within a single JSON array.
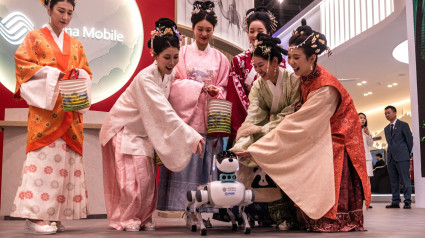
[[259, 45, 271, 56], [149, 24, 182, 55], [243, 8, 278, 33], [288, 32, 314, 51], [172, 26, 182, 41], [192, 1, 214, 15]]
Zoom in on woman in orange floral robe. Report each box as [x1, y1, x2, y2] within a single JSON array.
[[10, 0, 92, 234]]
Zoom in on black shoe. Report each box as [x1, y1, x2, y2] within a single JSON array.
[[368, 205, 373, 208], [385, 203, 400, 208], [403, 203, 411, 209]]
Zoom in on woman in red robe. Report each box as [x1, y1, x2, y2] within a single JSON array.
[[236, 19, 371, 232]]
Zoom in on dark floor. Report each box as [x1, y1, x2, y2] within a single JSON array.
[[1, 203, 424, 237]]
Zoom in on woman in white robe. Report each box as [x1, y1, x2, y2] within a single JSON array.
[[99, 18, 204, 232], [359, 112, 374, 208]]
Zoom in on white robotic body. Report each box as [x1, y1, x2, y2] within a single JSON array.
[[209, 181, 245, 208]]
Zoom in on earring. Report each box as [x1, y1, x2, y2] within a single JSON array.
[[274, 66, 278, 76], [310, 64, 313, 71]]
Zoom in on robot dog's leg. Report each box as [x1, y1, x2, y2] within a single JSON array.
[[186, 191, 197, 232], [239, 190, 254, 234], [226, 208, 238, 231], [239, 206, 251, 234], [194, 190, 208, 236]]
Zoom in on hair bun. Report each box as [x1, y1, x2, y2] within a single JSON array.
[[255, 6, 268, 13], [257, 33, 281, 45], [193, 0, 215, 11], [301, 18, 307, 26], [155, 18, 177, 29]]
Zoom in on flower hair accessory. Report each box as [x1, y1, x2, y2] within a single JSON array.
[[150, 25, 182, 54]]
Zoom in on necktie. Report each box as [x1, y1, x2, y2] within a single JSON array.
[[390, 124, 394, 135]]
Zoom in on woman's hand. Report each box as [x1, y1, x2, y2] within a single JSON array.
[[206, 85, 219, 97], [69, 68, 80, 79], [364, 126, 370, 136], [196, 138, 205, 158], [58, 72, 66, 80]]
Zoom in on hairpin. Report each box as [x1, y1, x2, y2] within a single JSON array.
[[288, 32, 314, 51]]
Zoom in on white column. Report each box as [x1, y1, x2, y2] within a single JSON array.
[[405, 0, 425, 208]]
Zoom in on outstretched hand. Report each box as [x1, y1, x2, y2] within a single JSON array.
[[206, 86, 219, 97], [196, 138, 205, 158]]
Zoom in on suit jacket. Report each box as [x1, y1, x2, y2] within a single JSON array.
[[384, 119, 413, 162]]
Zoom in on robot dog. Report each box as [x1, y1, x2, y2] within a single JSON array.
[[185, 151, 255, 236]]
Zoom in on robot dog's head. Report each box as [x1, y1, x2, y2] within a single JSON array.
[[213, 151, 239, 173]]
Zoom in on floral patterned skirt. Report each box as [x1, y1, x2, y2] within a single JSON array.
[[10, 138, 88, 221]]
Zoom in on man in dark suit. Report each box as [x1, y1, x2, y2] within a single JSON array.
[[384, 105, 413, 209]]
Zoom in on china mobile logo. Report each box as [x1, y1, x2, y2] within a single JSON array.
[[0, 12, 34, 45]]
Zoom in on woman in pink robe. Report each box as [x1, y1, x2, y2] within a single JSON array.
[[157, 1, 230, 217]]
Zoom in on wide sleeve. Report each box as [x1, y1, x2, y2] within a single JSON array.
[[226, 56, 248, 140], [19, 66, 62, 110], [14, 32, 45, 99], [136, 74, 203, 172], [248, 86, 340, 219], [168, 78, 204, 124], [262, 71, 300, 134], [230, 80, 268, 153], [211, 51, 230, 99]]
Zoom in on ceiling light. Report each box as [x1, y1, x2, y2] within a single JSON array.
[[278, 0, 284, 3], [357, 83, 362, 86], [362, 81, 367, 84], [368, 92, 372, 95], [364, 93, 368, 96], [392, 40, 408, 64], [388, 85, 393, 87], [393, 83, 398, 86]]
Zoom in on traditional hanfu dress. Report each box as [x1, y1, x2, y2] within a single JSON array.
[[11, 25, 92, 221], [362, 128, 374, 177], [247, 65, 371, 232], [215, 67, 299, 225], [157, 42, 230, 211], [99, 61, 203, 230], [226, 49, 286, 141]]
